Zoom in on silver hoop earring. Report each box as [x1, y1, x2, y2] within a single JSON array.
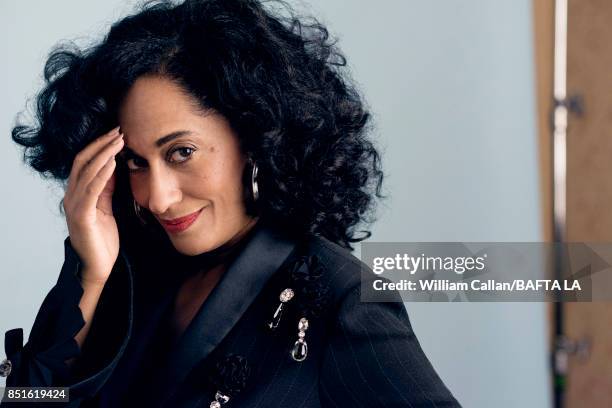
[[133, 199, 147, 225], [251, 161, 259, 202]]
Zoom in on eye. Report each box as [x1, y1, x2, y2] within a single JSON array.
[[125, 156, 147, 172], [168, 146, 195, 163], [122, 146, 196, 173]]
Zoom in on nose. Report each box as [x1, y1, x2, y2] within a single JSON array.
[[145, 166, 182, 216]]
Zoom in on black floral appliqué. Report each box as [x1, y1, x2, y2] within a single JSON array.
[[208, 353, 251, 397], [288, 254, 329, 319]]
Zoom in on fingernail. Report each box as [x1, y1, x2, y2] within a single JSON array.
[[112, 135, 124, 144]]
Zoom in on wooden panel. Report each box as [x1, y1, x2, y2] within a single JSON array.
[[565, 0, 612, 406], [533, 0, 554, 243], [531, 2, 558, 405]]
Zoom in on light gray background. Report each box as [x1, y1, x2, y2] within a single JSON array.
[[0, 1, 550, 407]]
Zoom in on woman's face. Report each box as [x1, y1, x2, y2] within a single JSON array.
[[118, 74, 256, 255]]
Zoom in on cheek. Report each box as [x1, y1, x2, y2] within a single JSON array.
[[190, 155, 246, 202], [213, 162, 245, 202], [128, 176, 145, 201]]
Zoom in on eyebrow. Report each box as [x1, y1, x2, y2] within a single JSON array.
[[120, 130, 193, 158], [154, 130, 193, 147]]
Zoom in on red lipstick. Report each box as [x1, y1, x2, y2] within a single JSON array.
[[159, 208, 204, 233]]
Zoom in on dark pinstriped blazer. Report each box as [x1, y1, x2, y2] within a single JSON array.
[[1, 220, 461, 407]]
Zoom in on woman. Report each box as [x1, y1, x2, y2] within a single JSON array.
[[1, 0, 460, 406]]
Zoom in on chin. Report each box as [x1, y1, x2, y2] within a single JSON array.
[[168, 231, 221, 256]]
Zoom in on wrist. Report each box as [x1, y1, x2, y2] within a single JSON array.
[[79, 272, 108, 288]]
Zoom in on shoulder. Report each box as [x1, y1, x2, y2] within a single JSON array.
[[299, 234, 387, 306]]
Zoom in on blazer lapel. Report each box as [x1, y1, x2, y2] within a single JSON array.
[[157, 221, 298, 404]]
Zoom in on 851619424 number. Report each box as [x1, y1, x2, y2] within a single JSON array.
[[1, 387, 69, 402]]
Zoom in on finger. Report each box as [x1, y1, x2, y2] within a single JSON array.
[[67, 127, 120, 193], [67, 127, 120, 196], [69, 127, 120, 181], [77, 135, 124, 189], [84, 155, 117, 215]]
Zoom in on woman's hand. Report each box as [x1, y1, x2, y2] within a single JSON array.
[[63, 126, 125, 284]]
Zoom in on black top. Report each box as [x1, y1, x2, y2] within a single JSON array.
[[122, 298, 175, 407], [1, 220, 462, 407]]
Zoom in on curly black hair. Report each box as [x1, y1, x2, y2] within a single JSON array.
[[11, 0, 384, 256]]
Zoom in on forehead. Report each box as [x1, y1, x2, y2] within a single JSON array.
[[118, 75, 203, 137], [117, 75, 239, 150]]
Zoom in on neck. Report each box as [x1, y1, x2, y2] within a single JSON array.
[[173, 217, 260, 277]]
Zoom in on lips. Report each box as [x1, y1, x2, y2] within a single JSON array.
[[161, 209, 203, 225], [159, 208, 204, 233]]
